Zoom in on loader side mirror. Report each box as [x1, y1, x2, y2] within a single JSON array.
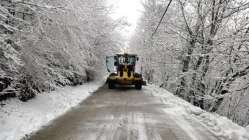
[[114, 61, 118, 66]]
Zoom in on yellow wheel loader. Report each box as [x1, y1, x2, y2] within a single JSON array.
[[106, 54, 144, 90]]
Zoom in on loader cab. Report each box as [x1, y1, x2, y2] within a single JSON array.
[[114, 54, 138, 66], [115, 54, 137, 67], [106, 54, 138, 73], [114, 54, 138, 77]]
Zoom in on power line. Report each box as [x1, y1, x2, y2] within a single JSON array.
[[151, 0, 173, 37]]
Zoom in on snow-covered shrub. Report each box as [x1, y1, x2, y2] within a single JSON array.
[[0, 0, 122, 101], [15, 73, 37, 102], [0, 35, 23, 100], [217, 76, 249, 126]]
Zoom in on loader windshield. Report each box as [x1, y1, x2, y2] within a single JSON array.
[[106, 56, 115, 73]]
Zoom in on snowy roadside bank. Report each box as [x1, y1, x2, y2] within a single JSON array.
[[145, 85, 249, 140], [0, 80, 104, 140]]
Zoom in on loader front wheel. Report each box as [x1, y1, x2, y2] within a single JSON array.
[[108, 81, 115, 89], [135, 83, 142, 90]]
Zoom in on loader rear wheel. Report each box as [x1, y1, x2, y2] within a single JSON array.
[[108, 81, 115, 89], [135, 83, 142, 90]]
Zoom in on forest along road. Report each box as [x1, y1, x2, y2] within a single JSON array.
[[28, 85, 220, 140]]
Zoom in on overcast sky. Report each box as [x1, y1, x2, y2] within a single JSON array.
[[107, 0, 143, 37]]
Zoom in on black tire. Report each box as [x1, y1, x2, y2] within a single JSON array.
[[134, 73, 142, 78], [135, 83, 142, 90], [108, 81, 115, 89]]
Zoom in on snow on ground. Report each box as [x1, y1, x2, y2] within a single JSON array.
[[145, 85, 249, 140], [0, 80, 104, 140], [1, 82, 249, 140]]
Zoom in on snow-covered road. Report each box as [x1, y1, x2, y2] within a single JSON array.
[[27, 85, 249, 140], [0, 81, 104, 140]]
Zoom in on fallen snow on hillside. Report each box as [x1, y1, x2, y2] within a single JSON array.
[[0, 81, 104, 140], [145, 85, 249, 140]]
